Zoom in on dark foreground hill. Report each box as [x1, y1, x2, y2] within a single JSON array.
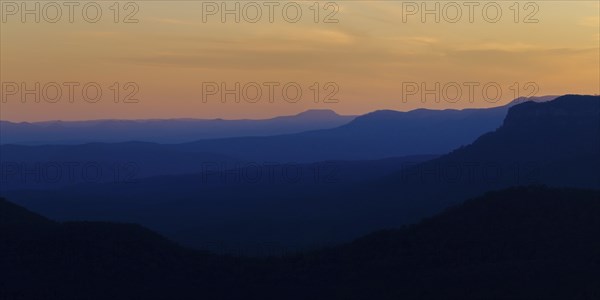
[[279, 186, 600, 300], [0, 197, 248, 300], [2, 186, 600, 299]]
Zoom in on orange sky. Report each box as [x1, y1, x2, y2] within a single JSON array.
[[1, 1, 599, 121]]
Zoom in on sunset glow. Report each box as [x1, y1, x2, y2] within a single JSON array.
[[1, 1, 598, 121]]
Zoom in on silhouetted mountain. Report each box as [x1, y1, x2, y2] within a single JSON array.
[[173, 96, 556, 162], [3, 95, 597, 253], [0, 97, 553, 186], [507, 94, 558, 105], [1, 101, 517, 191], [2, 186, 600, 299], [0, 197, 250, 300], [382, 94, 600, 192], [0, 195, 58, 239], [0, 109, 355, 145], [350, 94, 600, 230], [178, 104, 512, 162]]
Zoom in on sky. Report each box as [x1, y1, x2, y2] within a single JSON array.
[[1, 0, 599, 121]]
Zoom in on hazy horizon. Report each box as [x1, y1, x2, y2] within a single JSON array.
[[2, 1, 598, 121], [0, 94, 563, 123]]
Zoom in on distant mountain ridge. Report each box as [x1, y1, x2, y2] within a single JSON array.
[[0, 96, 555, 146], [0, 109, 355, 144], [4, 95, 597, 253], [1, 97, 557, 190], [176, 96, 558, 162]]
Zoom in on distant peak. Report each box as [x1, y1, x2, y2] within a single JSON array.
[[508, 95, 558, 106], [295, 109, 341, 118], [503, 94, 600, 127]]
